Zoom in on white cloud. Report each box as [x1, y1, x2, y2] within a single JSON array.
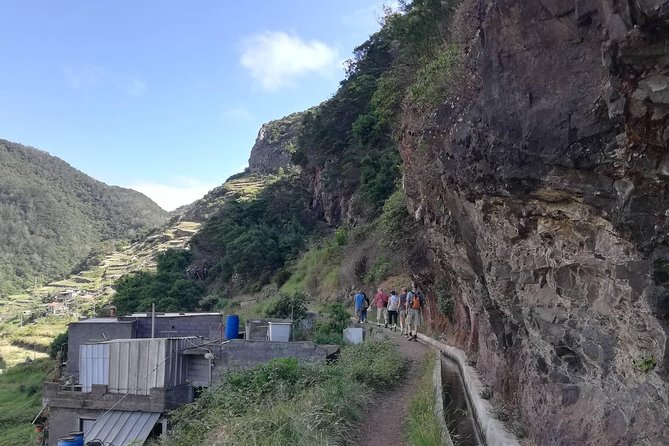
[[240, 31, 340, 90], [63, 66, 100, 90], [128, 178, 218, 212], [221, 107, 253, 123]]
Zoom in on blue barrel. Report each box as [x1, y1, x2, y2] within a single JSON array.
[[225, 314, 240, 340], [58, 437, 77, 446], [68, 431, 84, 446]]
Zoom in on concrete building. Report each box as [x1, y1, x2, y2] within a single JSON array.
[[66, 313, 223, 379], [46, 313, 329, 446], [44, 337, 199, 446]]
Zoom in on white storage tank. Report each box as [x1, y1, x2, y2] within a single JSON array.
[[267, 322, 291, 342]]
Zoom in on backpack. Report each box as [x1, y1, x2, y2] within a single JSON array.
[[411, 293, 422, 310]]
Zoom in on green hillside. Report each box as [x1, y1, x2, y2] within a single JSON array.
[[0, 139, 168, 295]]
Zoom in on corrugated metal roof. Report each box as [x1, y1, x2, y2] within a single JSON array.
[[84, 411, 160, 446]]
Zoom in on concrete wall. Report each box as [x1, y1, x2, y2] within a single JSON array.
[[67, 320, 136, 378], [43, 382, 192, 446], [128, 314, 223, 340], [209, 340, 326, 383], [47, 406, 102, 446]]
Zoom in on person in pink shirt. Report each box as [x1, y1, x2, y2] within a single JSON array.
[[372, 288, 389, 327]]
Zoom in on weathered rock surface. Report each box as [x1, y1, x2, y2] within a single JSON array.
[[400, 1, 669, 445], [247, 111, 305, 174]]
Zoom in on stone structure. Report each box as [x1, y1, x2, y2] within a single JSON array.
[[185, 340, 327, 385]]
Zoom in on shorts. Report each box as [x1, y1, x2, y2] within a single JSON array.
[[407, 309, 422, 326]]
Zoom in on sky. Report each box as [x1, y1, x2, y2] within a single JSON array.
[[0, 1, 393, 211]]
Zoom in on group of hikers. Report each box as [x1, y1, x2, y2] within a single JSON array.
[[353, 285, 425, 341]]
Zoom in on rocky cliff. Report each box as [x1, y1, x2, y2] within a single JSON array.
[[400, 1, 669, 444], [247, 111, 306, 174]]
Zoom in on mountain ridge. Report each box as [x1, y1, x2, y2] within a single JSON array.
[[0, 139, 168, 295]]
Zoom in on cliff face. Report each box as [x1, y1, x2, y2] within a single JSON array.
[[401, 1, 669, 444], [247, 111, 305, 174]]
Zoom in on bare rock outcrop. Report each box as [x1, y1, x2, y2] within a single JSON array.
[[247, 111, 305, 174], [401, 1, 669, 444]]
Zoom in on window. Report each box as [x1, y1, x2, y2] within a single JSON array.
[[80, 418, 96, 434]]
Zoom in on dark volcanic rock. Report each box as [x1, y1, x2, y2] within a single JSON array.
[[401, 0, 669, 445]]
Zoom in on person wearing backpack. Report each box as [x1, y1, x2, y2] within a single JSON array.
[[406, 284, 425, 341], [361, 291, 370, 323], [386, 290, 400, 332]]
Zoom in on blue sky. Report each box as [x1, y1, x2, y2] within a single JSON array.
[[0, 1, 392, 210]]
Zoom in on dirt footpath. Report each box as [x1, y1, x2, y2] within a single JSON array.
[[354, 328, 429, 446]]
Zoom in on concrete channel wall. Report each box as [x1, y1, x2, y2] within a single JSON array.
[[418, 334, 520, 446], [432, 353, 455, 446]]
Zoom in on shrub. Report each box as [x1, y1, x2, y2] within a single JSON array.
[[380, 188, 412, 249], [407, 44, 461, 110], [364, 256, 392, 284], [313, 303, 351, 345], [434, 279, 455, 318], [49, 331, 68, 361], [263, 292, 309, 322]]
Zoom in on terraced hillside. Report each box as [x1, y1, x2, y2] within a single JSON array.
[[0, 173, 275, 370]]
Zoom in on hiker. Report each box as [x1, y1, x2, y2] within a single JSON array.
[[354, 289, 369, 323], [361, 291, 369, 322], [406, 284, 425, 341], [398, 288, 408, 334], [372, 288, 389, 327], [387, 290, 400, 332]]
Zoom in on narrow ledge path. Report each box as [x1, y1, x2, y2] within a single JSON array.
[[353, 327, 429, 446]]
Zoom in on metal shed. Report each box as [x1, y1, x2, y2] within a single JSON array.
[[107, 338, 192, 395]]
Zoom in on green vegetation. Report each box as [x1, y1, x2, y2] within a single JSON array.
[[312, 303, 350, 345], [407, 44, 461, 109], [191, 175, 317, 293], [279, 233, 346, 296], [160, 342, 407, 446], [112, 249, 204, 314], [633, 355, 657, 373], [380, 189, 414, 249], [0, 139, 167, 295], [48, 332, 68, 360], [0, 359, 53, 446], [405, 352, 444, 446], [262, 292, 308, 322], [434, 279, 455, 318]]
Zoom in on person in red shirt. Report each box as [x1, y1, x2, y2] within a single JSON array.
[[372, 288, 389, 327]]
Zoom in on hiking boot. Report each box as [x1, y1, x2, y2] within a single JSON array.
[[413, 334, 418, 341], [384, 323, 388, 328]]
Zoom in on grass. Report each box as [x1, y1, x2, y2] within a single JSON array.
[[405, 351, 445, 446], [159, 341, 407, 446], [280, 236, 344, 297], [0, 359, 53, 446]]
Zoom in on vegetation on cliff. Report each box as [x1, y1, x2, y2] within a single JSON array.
[[112, 249, 204, 314], [0, 139, 167, 296], [179, 0, 458, 302]]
